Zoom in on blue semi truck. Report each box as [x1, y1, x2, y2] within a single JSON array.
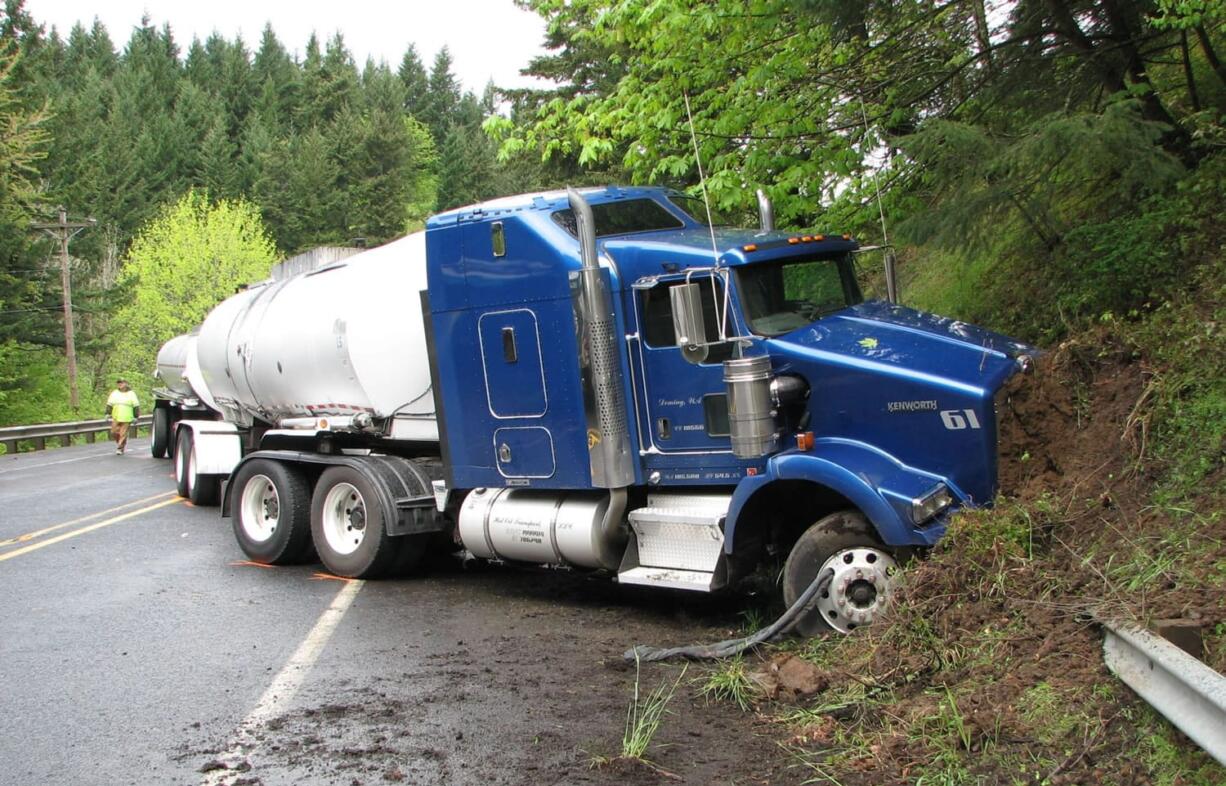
[[167, 186, 1033, 635]]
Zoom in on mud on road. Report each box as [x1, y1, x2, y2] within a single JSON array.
[[184, 565, 795, 786]]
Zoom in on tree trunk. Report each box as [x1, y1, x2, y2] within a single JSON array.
[[1194, 24, 1226, 88], [1181, 29, 1201, 112], [971, 0, 995, 74], [1046, 0, 1192, 160]]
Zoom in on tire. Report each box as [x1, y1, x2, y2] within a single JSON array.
[[230, 459, 314, 565], [782, 510, 899, 637], [151, 408, 170, 458], [311, 466, 402, 579], [175, 428, 219, 506], [174, 428, 192, 498]]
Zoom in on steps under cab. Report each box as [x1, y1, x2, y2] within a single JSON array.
[[618, 493, 731, 592]]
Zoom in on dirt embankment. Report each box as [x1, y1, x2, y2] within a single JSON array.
[[788, 331, 1225, 785]]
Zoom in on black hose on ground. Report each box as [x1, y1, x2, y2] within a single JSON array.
[[624, 567, 836, 662]]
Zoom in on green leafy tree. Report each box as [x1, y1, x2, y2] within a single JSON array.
[[109, 191, 275, 398]]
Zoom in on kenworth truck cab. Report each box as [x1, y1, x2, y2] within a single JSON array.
[[169, 185, 1033, 636]]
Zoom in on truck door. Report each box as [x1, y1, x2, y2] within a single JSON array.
[[631, 274, 734, 454]]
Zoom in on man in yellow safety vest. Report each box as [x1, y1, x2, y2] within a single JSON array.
[[106, 378, 140, 455]]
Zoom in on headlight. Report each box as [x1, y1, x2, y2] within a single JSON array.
[[912, 484, 953, 525]]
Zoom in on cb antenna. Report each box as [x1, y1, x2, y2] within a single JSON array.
[[858, 95, 891, 248], [683, 90, 731, 339], [683, 91, 721, 269]]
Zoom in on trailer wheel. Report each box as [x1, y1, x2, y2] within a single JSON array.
[[782, 510, 899, 636], [151, 408, 170, 458], [175, 428, 219, 506], [230, 459, 314, 564], [310, 466, 399, 579], [174, 429, 191, 498]]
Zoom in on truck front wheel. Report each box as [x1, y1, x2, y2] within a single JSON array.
[[231, 459, 314, 565], [310, 466, 400, 579], [782, 510, 899, 636]]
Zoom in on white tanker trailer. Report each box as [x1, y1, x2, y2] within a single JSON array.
[[150, 332, 220, 459]]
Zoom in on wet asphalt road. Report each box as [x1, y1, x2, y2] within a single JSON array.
[[0, 439, 346, 785], [0, 440, 781, 786]]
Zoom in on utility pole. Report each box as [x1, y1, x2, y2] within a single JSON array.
[[31, 207, 96, 410]]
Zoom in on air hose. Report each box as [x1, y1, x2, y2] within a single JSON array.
[[624, 567, 836, 662]]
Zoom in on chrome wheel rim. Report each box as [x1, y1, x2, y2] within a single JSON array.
[[321, 482, 366, 556], [239, 474, 279, 543], [816, 547, 898, 634]]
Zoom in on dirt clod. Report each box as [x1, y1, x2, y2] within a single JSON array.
[[750, 653, 829, 700]]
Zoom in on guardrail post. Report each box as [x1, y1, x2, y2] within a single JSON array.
[[33, 437, 45, 451]]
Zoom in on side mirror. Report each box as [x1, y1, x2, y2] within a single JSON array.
[[670, 283, 709, 364], [884, 250, 900, 304]]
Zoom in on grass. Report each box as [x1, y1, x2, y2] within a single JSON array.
[[1134, 704, 1226, 786], [697, 654, 755, 711], [620, 656, 686, 762]]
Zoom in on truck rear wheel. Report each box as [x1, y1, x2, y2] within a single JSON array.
[[175, 428, 219, 506], [310, 466, 400, 579], [151, 408, 170, 458], [782, 510, 899, 636], [230, 459, 314, 564]]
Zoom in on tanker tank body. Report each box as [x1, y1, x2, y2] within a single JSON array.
[[150, 331, 219, 460], [194, 231, 437, 442], [172, 230, 450, 579]]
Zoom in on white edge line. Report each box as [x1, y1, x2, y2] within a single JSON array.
[[0, 448, 128, 475], [202, 579, 364, 785]]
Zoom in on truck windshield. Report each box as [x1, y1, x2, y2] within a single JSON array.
[[736, 255, 861, 336]]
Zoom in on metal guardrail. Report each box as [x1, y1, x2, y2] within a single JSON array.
[[1102, 620, 1226, 765], [0, 415, 152, 454]]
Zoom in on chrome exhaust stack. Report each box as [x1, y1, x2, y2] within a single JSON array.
[[756, 189, 774, 232], [568, 188, 635, 489]]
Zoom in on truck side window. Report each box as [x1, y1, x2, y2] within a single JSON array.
[[640, 278, 735, 364]]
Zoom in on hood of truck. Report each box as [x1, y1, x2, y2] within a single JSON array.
[[768, 301, 1036, 397]]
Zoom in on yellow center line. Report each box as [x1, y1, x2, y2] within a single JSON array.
[[0, 490, 177, 548], [0, 496, 184, 563]]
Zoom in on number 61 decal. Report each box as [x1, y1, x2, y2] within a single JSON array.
[[940, 409, 982, 430]]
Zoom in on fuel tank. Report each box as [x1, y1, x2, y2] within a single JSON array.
[[195, 232, 437, 440]]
